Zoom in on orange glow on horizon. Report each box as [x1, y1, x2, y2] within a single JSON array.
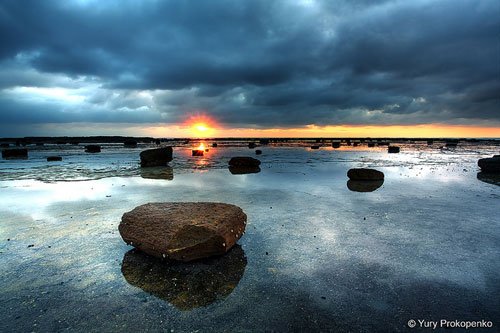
[[146, 123, 500, 139], [185, 114, 217, 138]]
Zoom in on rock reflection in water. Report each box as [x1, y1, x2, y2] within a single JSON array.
[[228, 166, 261, 175], [140, 166, 174, 180], [347, 180, 384, 192], [121, 245, 247, 310], [477, 172, 500, 186]]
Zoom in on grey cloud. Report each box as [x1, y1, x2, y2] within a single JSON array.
[[0, 0, 498, 130]]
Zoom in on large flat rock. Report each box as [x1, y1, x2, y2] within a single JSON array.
[[119, 202, 246, 262]]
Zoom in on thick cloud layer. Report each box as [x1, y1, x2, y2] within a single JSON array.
[[0, 0, 498, 131]]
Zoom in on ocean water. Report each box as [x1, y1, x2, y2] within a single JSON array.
[[0, 141, 499, 332]]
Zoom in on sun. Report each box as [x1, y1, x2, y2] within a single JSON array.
[[195, 123, 209, 132], [186, 115, 217, 137]]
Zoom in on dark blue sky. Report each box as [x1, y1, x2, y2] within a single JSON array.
[[0, 0, 499, 136]]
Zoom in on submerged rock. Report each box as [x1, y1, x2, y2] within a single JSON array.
[[347, 168, 384, 181], [47, 156, 63, 162], [255, 149, 262, 155], [228, 157, 261, 167], [310, 145, 320, 149], [140, 166, 174, 180], [2, 148, 28, 159], [85, 145, 101, 153], [347, 180, 384, 192], [367, 143, 375, 147], [119, 202, 247, 262], [248, 142, 256, 149], [388, 146, 400, 153], [478, 155, 500, 173], [331, 142, 341, 148], [140, 147, 173, 167], [121, 245, 247, 310]]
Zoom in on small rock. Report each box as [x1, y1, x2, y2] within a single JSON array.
[[2, 148, 28, 159], [347, 168, 384, 181], [140, 147, 173, 167], [85, 145, 101, 153], [255, 149, 262, 155], [478, 155, 500, 173], [388, 146, 400, 153], [47, 156, 63, 162], [124, 140, 138, 148]]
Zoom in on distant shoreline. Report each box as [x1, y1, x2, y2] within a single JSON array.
[[0, 136, 499, 144]]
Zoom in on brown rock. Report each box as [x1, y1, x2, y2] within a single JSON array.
[[119, 202, 247, 262], [347, 168, 384, 181], [140, 147, 173, 167]]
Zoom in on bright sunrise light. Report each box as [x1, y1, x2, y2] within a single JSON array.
[[186, 115, 217, 137]]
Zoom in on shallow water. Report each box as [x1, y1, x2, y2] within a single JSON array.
[[0, 142, 499, 332]]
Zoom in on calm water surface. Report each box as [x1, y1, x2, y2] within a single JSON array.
[[0, 141, 499, 332]]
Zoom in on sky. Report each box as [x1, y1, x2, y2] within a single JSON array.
[[0, 0, 499, 138]]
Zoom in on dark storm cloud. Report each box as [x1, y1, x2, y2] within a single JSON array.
[[0, 0, 498, 128]]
